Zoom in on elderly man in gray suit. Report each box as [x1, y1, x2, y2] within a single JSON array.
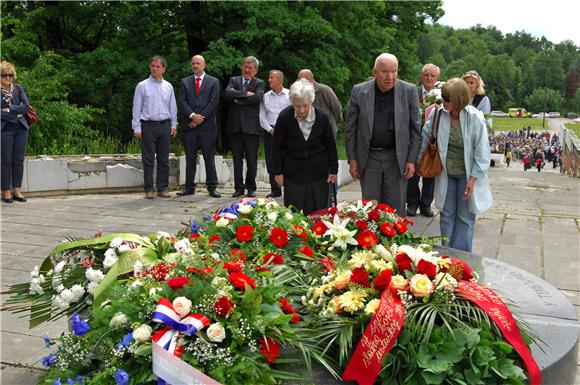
[[345, 53, 421, 216]]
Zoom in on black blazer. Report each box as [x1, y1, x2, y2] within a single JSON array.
[[224, 76, 264, 135], [1, 83, 30, 130], [179, 74, 219, 133], [273, 106, 339, 182]]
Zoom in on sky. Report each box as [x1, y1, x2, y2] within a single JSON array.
[[438, 0, 579, 46]]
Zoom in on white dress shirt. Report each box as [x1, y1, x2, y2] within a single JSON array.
[[259, 88, 291, 133], [295, 106, 316, 141], [132, 75, 178, 133]]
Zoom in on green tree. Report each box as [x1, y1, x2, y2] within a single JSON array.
[[525, 88, 564, 112]]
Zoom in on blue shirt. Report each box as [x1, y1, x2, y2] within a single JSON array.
[[132, 75, 177, 133]]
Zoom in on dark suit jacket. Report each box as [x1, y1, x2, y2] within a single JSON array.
[[273, 106, 338, 182], [179, 74, 219, 132], [224, 76, 264, 135], [345, 79, 421, 177], [1, 83, 30, 130]]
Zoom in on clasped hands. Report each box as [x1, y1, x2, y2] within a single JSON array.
[[189, 113, 205, 128], [348, 160, 415, 180]]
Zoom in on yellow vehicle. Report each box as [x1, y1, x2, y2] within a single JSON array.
[[508, 108, 530, 118]]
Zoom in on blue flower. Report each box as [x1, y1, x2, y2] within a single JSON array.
[[190, 221, 200, 233], [52, 379, 62, 385], [203, 213, 212, 221], [43, 335, 52, 349], [74, 375, 84, 384], [70, 312, 90, 336], [40, 352, 57, 367], [115, 332, 133, 350], [66, 378, 75, 385], [114, 369, 129, 385]]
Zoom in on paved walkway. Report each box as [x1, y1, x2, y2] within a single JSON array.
[[1, 163, 579, 384]]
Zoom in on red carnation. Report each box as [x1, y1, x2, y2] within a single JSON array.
[[228, 272, 256, 290], [356, 230, 378, 249], [236, 224, 254, 242], [376, 203, 395, 213], [395, 253, 413, 272], [380, 222, 396, 237], [319, 256, 336, 272], [255, 265, 270, 272], [214, 295, 235, 317], [355, 220, 369, 231], [270, 227, 289, 247], [328, 206, 338, 215], [367, 209, 380, 222], [293, 225, 308, 241], [403, 217, 414, 226], [362, 199, 373, 205], [299, 245, 314, 258], [373, 269, 393, 291], [223, 261, 244, 273], [263, 252, 284, 265], [259, 337, 281, 364], [312, 221, 328, 236], [190, 233, 201, 240], [416, 259, 437, 279], [229, 248, 247, 261], [167, 276, 191, 291], [208, 234, 221, 243], [394, 221, 407, 234], [350, 267, 370, 287]]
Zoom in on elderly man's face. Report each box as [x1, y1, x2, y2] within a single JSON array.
[[293, 99, 312, 120], [242, 63, 257, 80], [373, 58, 398, 92], [421, 68, 439, 91], [191, 56, 205, 76], [268, 72, 282, 91]]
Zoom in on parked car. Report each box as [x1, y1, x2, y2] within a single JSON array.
[[491, 111, 508, 117], [532, 112, 548, 118], [548, 112, 560, 118], [508, 108, 530, 117], [565, 112, 577, 119]]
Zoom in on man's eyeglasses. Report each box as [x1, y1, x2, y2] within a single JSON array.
[[1, 74, 14, 78], [441, 94, 452, 102]]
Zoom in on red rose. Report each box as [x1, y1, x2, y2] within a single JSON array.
[[229, 248, 247, 261], [395, 253, 413, 272], [394, 221, 407, 234], [328, 206, 338, 215], [259, 337, 281, 364], [228, 272, 256, 290], [166, 276, 191, 291], [373, 269, 393, 291], [376, 203, 394, 213], [214, 295, 235, 317], [312, 221, 328, 236], [355, 220, 369, 231], [380, 222, 396, 237], [263, 252, 284, 265], [299, 245, 314, 258], [319, 256, 336, 272], [270, 227, 289, 247], [293, 225, 308, 241], [236, 224, 254, 242], [223, 261, 244, 273], [416, 259, 437, 279], [350, 267, 370, 287], [368, 209, 380, 222], [208, 234, 221, 243], [356, 230, 378, 249]]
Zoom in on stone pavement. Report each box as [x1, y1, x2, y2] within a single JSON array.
[[1, 164, 579, 384]]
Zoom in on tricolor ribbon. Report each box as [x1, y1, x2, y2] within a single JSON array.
[[151, 297, 210, 384], [215, 200, 258, 220]]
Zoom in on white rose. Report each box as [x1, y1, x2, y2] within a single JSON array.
[[157, 231, 171, 239], [284, 212, 294, 220], [132, 324, 153, 343], [409, 274, 434, 298], [237, 204, 252, 214], [216, 217, 229, 227], [174, 238, 191, 254], [267, 212, 278, 221], [374, 244, 392, 260], [435, 272, 457, 289], [206, 323, 226, 343], [211, 253, 220, 261], [109, 237, 123, 248], [148, 287, 162, 297], [109, 312, 129, 327], [172, 297, 192, 318]]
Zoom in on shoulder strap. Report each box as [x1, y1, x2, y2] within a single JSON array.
[[431, 106, 441, 139], [472, 94, 484, 108]]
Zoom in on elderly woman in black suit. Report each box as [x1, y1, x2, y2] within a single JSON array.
[[1, 61, 30, 203], [273, 78, 338, 215]]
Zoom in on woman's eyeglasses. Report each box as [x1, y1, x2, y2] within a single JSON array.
[[441, 94, 452, 102], [1, 74, 14, 78]]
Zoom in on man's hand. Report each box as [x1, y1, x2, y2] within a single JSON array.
[[404, 162, 415, 180], [275, 174, 284, 187], [189, 120, 198, 129], [327, 174, 337, 184], [349, 160, 360, 180], [192, 113, 205, 125], [170, 127, 177, 139], [246, 91, 255, 97], [134, 132, 142, 139], [269, 127, 275, 136]]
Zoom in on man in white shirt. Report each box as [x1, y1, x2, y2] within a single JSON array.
[[259, 70, 290, 198]]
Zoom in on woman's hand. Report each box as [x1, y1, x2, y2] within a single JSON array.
[[275, 174, 284, 187], [327, 174, 337, 184], [463, 177, 477, 200]]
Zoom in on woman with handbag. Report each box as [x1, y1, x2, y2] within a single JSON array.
[[418, 78, 492, 252], [1, 61, 30, 203]]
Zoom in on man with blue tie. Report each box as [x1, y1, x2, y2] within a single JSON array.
[[132, 56, 178, 200], [177, 55, 221, 198]]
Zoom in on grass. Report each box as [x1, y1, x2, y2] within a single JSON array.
[[491, 117, 550, 131], [564, 123, 580, 138]]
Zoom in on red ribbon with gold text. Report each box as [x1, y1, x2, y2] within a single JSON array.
[[455, 281, 541, 385], [342, 289, 405, 385]]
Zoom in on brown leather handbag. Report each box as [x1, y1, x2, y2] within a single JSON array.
[[417, 107, 443, 178]]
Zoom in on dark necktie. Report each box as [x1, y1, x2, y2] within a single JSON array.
[[243, 79, 249, 92], [195, 77, 201, 94]]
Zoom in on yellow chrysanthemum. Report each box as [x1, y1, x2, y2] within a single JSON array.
[[339, 291, 367, 313], [370, 260, 393, 272], [364, 298, 381, 316]]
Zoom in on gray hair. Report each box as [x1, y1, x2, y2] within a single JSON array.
[[243, 56, 259, 69], [422, 63, 440, 76], [289, 78, 315, 103], [374, 53, 398, 69]]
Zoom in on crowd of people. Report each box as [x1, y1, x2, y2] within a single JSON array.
[[489, 130, 562, 172]]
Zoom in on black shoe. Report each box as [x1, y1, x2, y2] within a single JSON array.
[[13, 195, 27, 202], [420, 207, 435, 217], [176, 189, 195, 196], [246, 190, 256, 198], [1, 196, 13, 203], [232, 190, 244, 198], [266, 191, 282, 198], [208, 190, 221, 198], [406, 206, 418, 217]]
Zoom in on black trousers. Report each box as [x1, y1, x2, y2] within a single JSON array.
[[1, 122, 28, 190], [140, 120, 170, 192], [182, 129, 218, 191], [263, 129, 281, 194], [229, 132, 259, 192], [406, 174, 435, 210]]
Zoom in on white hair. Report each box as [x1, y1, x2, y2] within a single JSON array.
[[289, 78, 315, 103], [374, 53, 398, 69], [243, 56, 259, 69]]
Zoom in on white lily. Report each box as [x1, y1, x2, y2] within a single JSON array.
[[322, 215, 358, 250]]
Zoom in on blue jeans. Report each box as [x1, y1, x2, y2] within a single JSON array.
[[1, 123, 29, 191], [440, 175, 476, 252]]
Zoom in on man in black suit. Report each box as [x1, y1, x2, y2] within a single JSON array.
[[177, 55, 221, 198], [224, 56, 265, 198]]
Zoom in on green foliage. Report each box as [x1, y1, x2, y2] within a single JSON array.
[[525, 88, 565, 112], [491, 117, 548, 131]]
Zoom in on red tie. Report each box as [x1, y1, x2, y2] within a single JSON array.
[[195, 77, 201, 94]]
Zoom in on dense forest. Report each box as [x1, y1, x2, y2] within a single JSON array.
[[1, 1, 578, 155]]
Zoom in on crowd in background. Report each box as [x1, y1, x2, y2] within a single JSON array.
[[489, 129, 562, 171]]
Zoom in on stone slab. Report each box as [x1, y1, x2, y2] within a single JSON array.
[[26, 159, 68, 191], [106, 163, 143, 188], [67, 169, 107, 190]]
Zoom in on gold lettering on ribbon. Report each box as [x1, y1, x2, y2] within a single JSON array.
[[488, 307, 512, 331]]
